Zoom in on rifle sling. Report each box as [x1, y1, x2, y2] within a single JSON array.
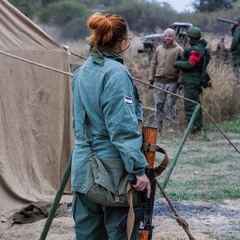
[[126, 182, 135, 240], [142, 143, 169, 177]]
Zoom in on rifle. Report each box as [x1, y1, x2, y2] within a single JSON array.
[[115, 126, 169, 240], [217, 17, 234, 24]]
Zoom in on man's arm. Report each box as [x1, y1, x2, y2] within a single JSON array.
[[148, 50, 158, 84], [175, 49, 202, 70]]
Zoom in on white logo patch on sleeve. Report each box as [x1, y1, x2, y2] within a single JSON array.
[[124, 96, 133, 106]]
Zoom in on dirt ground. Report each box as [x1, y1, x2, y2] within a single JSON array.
[[1, 198, 240, 239]]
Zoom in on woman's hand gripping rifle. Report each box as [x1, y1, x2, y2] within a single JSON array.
[[114, 126, 169, 240]]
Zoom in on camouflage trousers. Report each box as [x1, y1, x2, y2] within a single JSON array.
[[154, 82, 178, 130]]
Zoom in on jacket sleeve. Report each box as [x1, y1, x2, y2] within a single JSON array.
[[101, 70, 148, 176], [175, 59, 194, 70], [175, 49, 202, 70], [177, 47, 184, 83], [148, 50, 158, 81]]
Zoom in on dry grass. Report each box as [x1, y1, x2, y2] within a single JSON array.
[[203, 33, 240, 123]]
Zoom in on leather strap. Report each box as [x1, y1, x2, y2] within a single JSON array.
[[142, 143, 169, 177], [126, 182, 135, 240]]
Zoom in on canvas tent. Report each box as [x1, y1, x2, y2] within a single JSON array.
[[0, 0, 73, 219]]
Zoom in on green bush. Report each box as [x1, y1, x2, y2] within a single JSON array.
[[39, 1, 89, 25], [60, 17, 90, 40], [8, 0, 41, 18], [108, 2, 178, 34]]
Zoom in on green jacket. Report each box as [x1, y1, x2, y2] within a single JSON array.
[[231, 25, 240, 54], [71, 52, 148, 194], [175, 39, 208, 87]]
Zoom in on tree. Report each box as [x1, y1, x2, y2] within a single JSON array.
[[41, 0, 62, 7], [8, 0, 41, 17], [192, 0, 237, 12], [39, 1, 89, 25], [109, 2, 177, 33]]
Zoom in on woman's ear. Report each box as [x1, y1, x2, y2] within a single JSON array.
[[119, 39, 126, 52]]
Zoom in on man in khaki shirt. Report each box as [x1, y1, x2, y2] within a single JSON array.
[[149, 28, 183, 133]]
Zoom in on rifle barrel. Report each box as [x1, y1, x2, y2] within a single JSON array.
[[217, 17, 234, 24]]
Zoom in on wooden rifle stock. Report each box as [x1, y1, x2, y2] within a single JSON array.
[[142, 126, 157, 168], [138, 126, 158, 240], [138, 229, 149, 239], [114, 126, 169, 239]]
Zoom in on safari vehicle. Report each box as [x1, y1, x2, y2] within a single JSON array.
[[137, 33, 164, 54], [138, 22, 193, 61], [171, 22, 193, 47]]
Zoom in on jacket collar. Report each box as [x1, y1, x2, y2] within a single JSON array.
[[162, 40, 177, 49], [190, 39, 208, 48], [89, 42, 124, 66]]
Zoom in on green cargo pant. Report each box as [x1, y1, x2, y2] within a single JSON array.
[[72, 192, 139, 240], [184, 84, 203, 132]]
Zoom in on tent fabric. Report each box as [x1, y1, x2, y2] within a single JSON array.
[[12, 202, 71, 224], [0, 0, 73, 219]]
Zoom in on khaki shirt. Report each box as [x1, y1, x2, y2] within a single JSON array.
[[149, 41, 183, 83]]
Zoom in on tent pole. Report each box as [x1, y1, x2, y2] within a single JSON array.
[[162, 104, 200, 189], [39, 154, 72, 240]]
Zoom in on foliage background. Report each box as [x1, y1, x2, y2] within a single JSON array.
[[8, 0, 240, 40]]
